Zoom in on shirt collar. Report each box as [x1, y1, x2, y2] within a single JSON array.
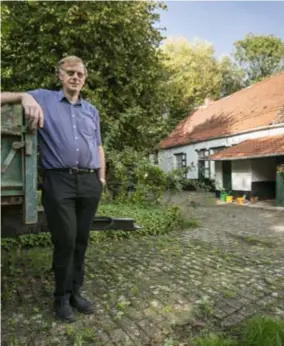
[[58, 89, 83, 106]]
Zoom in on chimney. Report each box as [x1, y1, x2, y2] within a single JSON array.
[[198, 97, 214, 109], [204, 97, 214, 107]]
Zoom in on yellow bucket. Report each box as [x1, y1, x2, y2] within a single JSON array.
[[226, 196, 233, 203]]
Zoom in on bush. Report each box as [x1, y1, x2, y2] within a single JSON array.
[[90, 202, 188, 242], [1, 202, 190, 250], [182, 178, 216, 192], [106, 148, 188, 204], [1, 232, 52, 251], [106, 148, 168, 203]]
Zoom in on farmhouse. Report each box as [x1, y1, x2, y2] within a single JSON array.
[[157, 72, 284, 203]]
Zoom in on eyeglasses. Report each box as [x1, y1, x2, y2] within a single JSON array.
[[61, 68, 85, 79]]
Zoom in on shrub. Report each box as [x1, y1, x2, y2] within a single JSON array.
[[90, 202, 188, 242], [106, 148, 188, 204], [1, 202, 190, 250]]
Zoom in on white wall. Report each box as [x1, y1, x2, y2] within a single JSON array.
[[158, 125, 284, 180], [158, 145, 198, 179], [215, 161, 223, 189], [215, 160, 252, 191], [251, 157, 276, 182], [232, 160, 252, 191]]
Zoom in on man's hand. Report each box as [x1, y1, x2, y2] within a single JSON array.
[[22, 93, 44, 129], [98, 145, 106, 189], [100, 178, 106, 188]]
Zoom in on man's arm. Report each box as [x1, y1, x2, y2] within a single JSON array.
[[98, 145, 106, 186], [0, 92, 44, 128], [1, 92, 26, 104]]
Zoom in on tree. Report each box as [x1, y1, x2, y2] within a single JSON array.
[[233, 34, 284, 83], [219, 56, 245, 97], [1, 1, 168, 152], [159, 36, 245, 128], [159, 37, 222, 126]]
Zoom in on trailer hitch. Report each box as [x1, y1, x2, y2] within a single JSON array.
[[92, 216, 142, 231]]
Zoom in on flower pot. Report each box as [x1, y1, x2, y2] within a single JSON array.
[[226, 196, 233, 203], [236, 197, 244, 205]]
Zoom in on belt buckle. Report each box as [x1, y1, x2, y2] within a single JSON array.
[[69, 167, 79, 175]]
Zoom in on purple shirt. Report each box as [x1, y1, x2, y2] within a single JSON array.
[[27, 89, 102, 169]]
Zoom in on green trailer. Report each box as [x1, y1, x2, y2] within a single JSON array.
[[1, 105, 141, 237]]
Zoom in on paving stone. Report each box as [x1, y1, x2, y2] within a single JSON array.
[[2, 198, 284, 345]]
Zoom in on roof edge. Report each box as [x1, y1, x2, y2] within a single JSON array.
[[209, 152, 284, 161], [159, 123, 284, 150]]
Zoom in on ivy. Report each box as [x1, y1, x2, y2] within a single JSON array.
[[1, 202, 192, 250]]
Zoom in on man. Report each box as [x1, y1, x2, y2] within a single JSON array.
[[1, 56, 105, 323]]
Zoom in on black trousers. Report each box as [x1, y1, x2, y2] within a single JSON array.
[[42, 170, 102, 297]]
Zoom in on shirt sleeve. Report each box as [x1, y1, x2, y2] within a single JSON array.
[[95, 109, 102, 146], [27, 89, 49, 106]]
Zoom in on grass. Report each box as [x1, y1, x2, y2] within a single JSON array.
[[190, 315, 284, 346], [227, 233, 277, 248], [194, 334, 238, 346], [240, 315, 284, 346]]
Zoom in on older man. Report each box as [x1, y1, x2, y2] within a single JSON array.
[[1, 56, 105, 322]]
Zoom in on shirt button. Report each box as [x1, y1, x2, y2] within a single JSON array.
[[73, 125, 76, 128], [76, 161, 79, 164], [72, 114, 75, 118], [76, 148, 79, 152], [75, 137, 78, 140]]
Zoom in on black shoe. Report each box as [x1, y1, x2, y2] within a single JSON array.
[[70, 293, 94, 314], [54, 295, 76, 323]]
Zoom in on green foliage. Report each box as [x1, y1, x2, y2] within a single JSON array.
[[240, 315, 284, 346], [91, 202, 186, 241], [195, 295, 214, 318], [194, 334, 238, 346], [159, 37, 246, 128], [233, 34, 284, 83], [1, 232, 51, 251], [1, 1, 168, 152], [218, 56, 245, 97], [1, 202, 188, 249], [105, 148, 187, 204], [191, 315, 284, 346], [166, 167, 190, 191], [160, 37, 222, 126]]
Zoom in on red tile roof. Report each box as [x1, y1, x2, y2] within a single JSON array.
[[209, 135, 284, 160], [160, 72, 284, 149]]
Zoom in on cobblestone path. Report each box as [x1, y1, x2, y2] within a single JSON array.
[[2, 198, 284, 345]]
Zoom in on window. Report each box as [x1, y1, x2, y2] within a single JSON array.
[[197, 149, 210, 180], [197, 146, 227, 180], [174, 152, 187, 177], [211, 146, 227, 155], [153, 150, 159, 165]]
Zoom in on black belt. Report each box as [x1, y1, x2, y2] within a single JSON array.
[[47, 168, 98, 175]]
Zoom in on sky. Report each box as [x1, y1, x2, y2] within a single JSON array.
[[157, 1, 284, 57]]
